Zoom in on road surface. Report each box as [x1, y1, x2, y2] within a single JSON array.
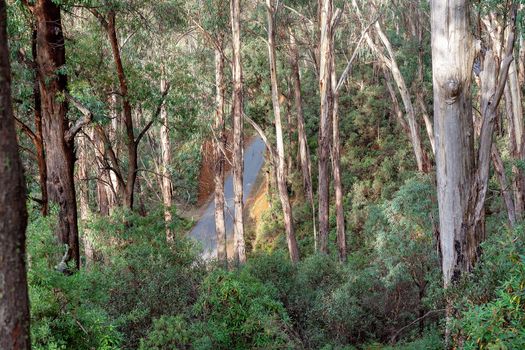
[[188, 137, 266, 260]]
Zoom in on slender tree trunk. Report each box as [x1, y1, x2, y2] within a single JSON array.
[[289, 29, 317, 246], [35, 0, 80, 268], [266, 0, 300, 263], [31, 28, 48, 216], [214, 47, 227, 264], [374, 21, 430, 173], [330, 51, 346, 262], [106, 11, 137, 210], [159, 77, 173, 240], [0, 1, 31, 346], [285, 87, 295, 175], [231, 0, 246, 264], [492, 144, 516, 226], [93, 129, 112, 216], [77, 133, 95, 266], [318, 0, 333, 254]]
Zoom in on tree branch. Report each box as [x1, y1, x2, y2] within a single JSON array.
[[134, 83, 171, 146], [335, 15, 378, 93], [14, 115, 37, 143], [64, 93, 93, 143], [243, 113, 276, 165]]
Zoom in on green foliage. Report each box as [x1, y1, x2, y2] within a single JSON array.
[[140, 267, 297, 350], [193, 269, 297, 349], [85, 209, 205, 348], [455, 226, 525, 349], [27, 214, 122, 350]]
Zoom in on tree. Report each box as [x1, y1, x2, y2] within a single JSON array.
[[266, 0, 300, 263], [317, 0, 333, 253], [26, 0, 92, 269], [0, 0, 31, 346], [159, 77, 173, 240], [231, 0, 246, 264], [288, 29, 317, 245], [214, 43, 227, 264], [431, 1, 516, 342]]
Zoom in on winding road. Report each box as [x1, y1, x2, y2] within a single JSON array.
[[188, 137, 266, 260]]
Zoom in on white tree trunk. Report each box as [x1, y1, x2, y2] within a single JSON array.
[[159, 78, 173, 241], [266, 0, 300, 263], [231, 0, 246, 264]]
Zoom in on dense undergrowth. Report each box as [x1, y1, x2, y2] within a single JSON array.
[[27, 177, 525, 349]]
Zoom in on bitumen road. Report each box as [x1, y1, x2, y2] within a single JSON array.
[[188, 137, 266, 260]]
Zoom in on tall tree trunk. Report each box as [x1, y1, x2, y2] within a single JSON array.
[[214, 46, 227, 264], [431, 0, 476, 290], [266, 0, 300, 263], [77, 132, 95, 266], [106, 11, 137, 210], [318, 0, 333, 254], [331, 50, 346, 262], [35, 0, 80, 268], [160, 77, 173, 240], [31, 28, 48, 216], [231, 0, 246, 264], [0, 1, 31, 346], [289, 29, 317, 246], [431, 2, 515, 345]]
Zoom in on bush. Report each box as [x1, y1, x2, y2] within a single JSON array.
[[86, 209, 206, 348], [27, 214, 122, 350], [457, 230, 525, 349], [192, 268, 298, 349]]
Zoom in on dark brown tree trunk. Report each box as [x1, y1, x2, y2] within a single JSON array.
[[0, 1, 31, 346], [35, 0, 79, 269]]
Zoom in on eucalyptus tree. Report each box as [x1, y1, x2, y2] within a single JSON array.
[[317, 0, 333, 253], [22, 0, 94, 269], [266, 0, 300, 263], [231, 0, 246, 264], [0, 1, 31, 347], [431, 4, 516, 343]]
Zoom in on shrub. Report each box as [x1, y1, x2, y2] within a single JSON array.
[[27, 214, 122, 350]]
